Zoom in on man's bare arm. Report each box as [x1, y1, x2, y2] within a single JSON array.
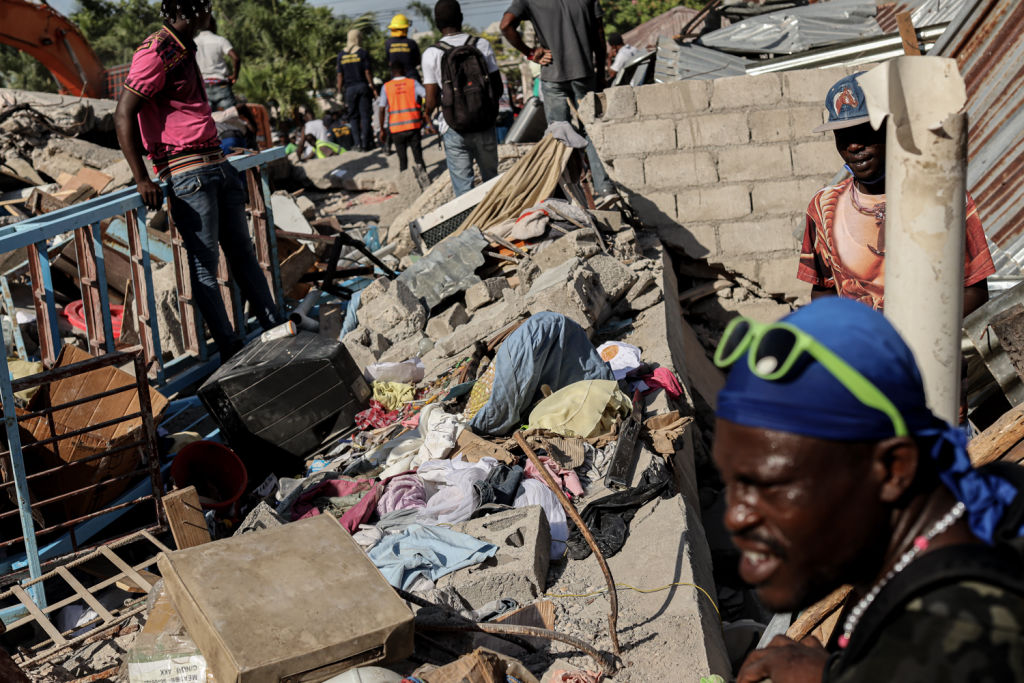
[[228, 49, 240, 84], [114, 90, 162, 210]]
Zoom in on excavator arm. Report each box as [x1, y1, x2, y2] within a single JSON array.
[[0, 0, 107, 98]]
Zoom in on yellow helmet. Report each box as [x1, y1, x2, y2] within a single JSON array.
[[388, 14, 410, 30]]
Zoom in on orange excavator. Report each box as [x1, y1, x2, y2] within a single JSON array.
[[0, 0, 108, 97], [0, 0, 273, 146]]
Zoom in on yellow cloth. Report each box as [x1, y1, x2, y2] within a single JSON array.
[[8, 357, 42, 402], [464, 361, 496, 421], [527, 380, 631, 439], [372, 382, 415, 411]]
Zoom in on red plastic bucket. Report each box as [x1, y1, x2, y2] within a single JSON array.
[[63, 300, 124, 339], [169, 441, 248, 512]]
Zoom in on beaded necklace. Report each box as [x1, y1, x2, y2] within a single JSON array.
[[837, 501, 966, 649], [850, 182, 887, 257]]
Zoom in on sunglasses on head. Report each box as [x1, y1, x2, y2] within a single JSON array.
[[712, 316, 908, 437]]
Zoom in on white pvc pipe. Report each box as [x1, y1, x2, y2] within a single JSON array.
[[861, 57, 968, 424]]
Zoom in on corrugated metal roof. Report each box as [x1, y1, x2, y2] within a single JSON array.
[[937, 0, 1024, 277], [654, 37, 751, 82], [698, 0, 882, 55]]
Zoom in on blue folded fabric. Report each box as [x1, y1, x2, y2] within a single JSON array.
[[368, 523, 498, 590]]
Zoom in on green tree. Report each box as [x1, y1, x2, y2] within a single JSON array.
[[0, 46, 57, 91], [71, 0, 163, 66]]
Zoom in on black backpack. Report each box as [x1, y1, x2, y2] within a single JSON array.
[[435, 35, 498, 134]]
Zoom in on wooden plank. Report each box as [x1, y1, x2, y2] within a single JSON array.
[[10, 585, 66, 646], [163, 486, 212, 550], [55, 567, 114, 623], [786, 585, 851, 643], [98, 546, 153, 593], [969, 402, 1024, 467], [896, 11, 922, 56], [495, 599, 556, 630]]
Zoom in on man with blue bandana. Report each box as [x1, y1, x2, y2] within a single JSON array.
[[713, 298, 1024, 682]]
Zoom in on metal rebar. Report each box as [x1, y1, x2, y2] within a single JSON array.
[[417, 622, 616, 675], [513, 431, 621, 655]]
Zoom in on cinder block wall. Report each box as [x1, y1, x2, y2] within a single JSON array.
[[579, 65, 865, 300]]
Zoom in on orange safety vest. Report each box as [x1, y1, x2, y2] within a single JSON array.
[[384, 78, 422, 134]]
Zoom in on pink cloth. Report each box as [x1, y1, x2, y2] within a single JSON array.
[[377, 474, 427, 515], [644, 367, 683, 399], [124, 26, 220, 159], [292, 478, 381, 533], [524, 455, 584, 499]]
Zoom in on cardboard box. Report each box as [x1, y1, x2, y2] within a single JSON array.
[[15, 345, 169, 523], [158, 515, 414, 683]]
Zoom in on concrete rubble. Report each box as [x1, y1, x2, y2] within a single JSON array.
[[7, 18, 1019, 681]]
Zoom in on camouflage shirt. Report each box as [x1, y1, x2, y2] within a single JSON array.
[[826, 547, 1024, 682]]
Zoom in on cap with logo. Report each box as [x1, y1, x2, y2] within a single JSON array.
[[813, 72, 874, 133]]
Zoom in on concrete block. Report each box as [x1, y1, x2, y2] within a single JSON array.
[[604, 86, 636, 120], [629, 191, 677, 227], [718, 216, 800, 256], [635, 80, 711, 118], [747, 109, 790, 143], [426, 302, 470, 340], [465, 277, 510, 313], [751, 178, 826, 215], [677, 112, 749, 148], [358, 277, 427, 342], [710, 73, 781, 111], [438, 291, 529, 356], [629, 286, 663, 312], [610, 156, 645, 188], [643, 151, 717, 188], [234, 501, 286, 536], [658, 222, 717, 259], [589, 253, 639, 302], [720, 298, 792, 323], [437, 506, 551, 609], [533, 231, 600, 272], [782, 66, 849, 104], [516, 258, 540, 293], [597, 119, 676, 157], [342, 327, 391, 369], [676, 185, 751, 223], [379, 333, 430, 363], [577, 90, 603, 125], [791, 139, 842, 176], [749, 107, 826, 143], [612, 228, 642, 263], [757, 257, 812, 298], [716, 144, 791, 182], [525, 258, 607, 333]]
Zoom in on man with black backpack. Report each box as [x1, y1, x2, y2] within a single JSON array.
[[422, 0, 503, 197], [712, 297, 1024, 683]]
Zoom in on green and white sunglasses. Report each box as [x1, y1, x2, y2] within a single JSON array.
[[712, 316, 908, 437]]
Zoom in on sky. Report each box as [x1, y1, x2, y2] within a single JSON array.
[[47, 0, 510, 32], [312, 0, 509, 31]]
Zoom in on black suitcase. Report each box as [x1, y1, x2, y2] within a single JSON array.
[[198, 331, 371, 473]]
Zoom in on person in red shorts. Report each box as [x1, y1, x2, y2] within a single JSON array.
[[797, 72, 994, 316]]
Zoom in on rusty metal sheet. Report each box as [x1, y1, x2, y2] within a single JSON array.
[[936, 0, 1024, 277]]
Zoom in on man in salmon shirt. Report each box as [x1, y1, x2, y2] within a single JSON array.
[[114, 0, 281, 361], [797, 73, 995, 316]]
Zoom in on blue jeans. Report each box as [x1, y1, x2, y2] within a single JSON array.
[[205, 83, 236, 111], [540, 78, 614, 194], [167, 162, 280, 355], [344, 83, 374, 151], [442, 127, 498, 197]]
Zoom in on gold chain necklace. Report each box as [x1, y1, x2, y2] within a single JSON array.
[[850, 182, 886, 257]]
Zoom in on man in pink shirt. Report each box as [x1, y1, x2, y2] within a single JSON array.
[[114, 0, 280, 360]]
